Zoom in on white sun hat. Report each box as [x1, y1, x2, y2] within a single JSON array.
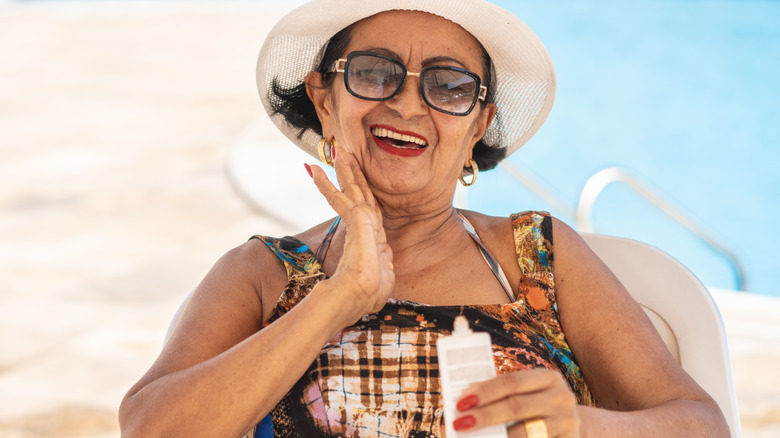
[[256, 0, 556, 162]]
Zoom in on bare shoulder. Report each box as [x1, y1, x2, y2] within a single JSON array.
[[458, 210, 519, 287], [547, 216, 627, 307], [124, 237, 289, 397], [238, 216, 338, 298], [168, 238, 289, 348], [457, 209, 514, 247], [459, 209, 576, 249], [549, 216, 594, 266]]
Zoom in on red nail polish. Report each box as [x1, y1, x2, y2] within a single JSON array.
[[457, 394, 479, 411], [453, 415, 476, 431], [304, 163, 312, 178]]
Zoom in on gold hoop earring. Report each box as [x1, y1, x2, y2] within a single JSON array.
[[317, 137, 335, 166], [459, 159, 479, 187]]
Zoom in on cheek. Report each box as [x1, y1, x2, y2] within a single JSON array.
[[335, 102, 369, 132], [331, 98, 379, 151], [435, 115, 482, 152]]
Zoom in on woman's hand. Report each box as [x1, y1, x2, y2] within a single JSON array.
[[453, 368, 580, 438], [308, 146, 396, 323]]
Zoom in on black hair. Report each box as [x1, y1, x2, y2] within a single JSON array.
[[269, 23, 506, 171]]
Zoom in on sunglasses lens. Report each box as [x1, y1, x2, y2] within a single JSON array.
[[346, 54, 405, 99], [342, 52, 481, 116], [423, 68, 479, 115]]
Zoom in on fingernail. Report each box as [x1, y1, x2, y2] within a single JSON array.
[[457, 394, 479, 411], [304, 163, 312, 178], [453, 415, 476, 431]]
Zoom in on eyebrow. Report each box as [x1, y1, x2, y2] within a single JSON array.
[[362, 47, 470, 70]]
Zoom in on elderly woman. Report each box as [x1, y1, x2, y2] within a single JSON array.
[[119, 0, 729, 437]]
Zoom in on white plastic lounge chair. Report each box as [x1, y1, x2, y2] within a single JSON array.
[[581, 233, 741, 437], [165, 233, 742, 436]]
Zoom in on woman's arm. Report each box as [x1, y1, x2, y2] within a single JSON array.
[[554, 217, 729, 436], [120, 148, 395, 438], [118, 241, 365, 438], [451, 218, 729, 437]]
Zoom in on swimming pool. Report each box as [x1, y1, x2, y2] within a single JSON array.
[[467, 0, 780, 296]]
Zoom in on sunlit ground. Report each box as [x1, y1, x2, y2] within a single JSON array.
[[0, 2, 778, 437]]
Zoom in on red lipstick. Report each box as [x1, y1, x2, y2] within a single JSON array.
[[370, 124, 428, 158]]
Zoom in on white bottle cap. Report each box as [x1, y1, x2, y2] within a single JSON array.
[[453, 315, 472, 335]]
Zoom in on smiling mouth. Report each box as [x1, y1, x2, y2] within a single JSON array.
[[370, 127, 428, 149]]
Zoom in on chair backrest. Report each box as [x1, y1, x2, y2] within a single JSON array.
[[580, 233, 741, 437]]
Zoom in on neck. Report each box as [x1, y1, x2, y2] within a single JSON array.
[[322, 185, 476, 276], [324, 203, 469, 268], [369, 178, 462, 237], [380, 205, 463, 255]]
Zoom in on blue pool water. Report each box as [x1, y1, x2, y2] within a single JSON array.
[[470, 0, 780, 296]]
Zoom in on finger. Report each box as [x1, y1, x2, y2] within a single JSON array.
[[458, 368, 561, 410], [507, 416, 579, 438], [379, 243, 395, 273], [374, 201, 387, 227], [343, 150, 376, 206], [308, 163, 355, 216], [333, 146, 376, 206], [332, 146, 358, 191], [452, 370, 578, 435], [455, 387, 575, 432]]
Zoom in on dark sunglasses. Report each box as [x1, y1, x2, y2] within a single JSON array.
[[331, 51, 487, 116]]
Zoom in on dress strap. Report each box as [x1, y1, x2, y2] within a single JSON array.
[[457, 213, 516, 302], [315, 217, 341, 263]]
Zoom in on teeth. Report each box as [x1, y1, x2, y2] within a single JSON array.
[[371, 127, 427, 146]]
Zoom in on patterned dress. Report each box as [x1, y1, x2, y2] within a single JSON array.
[[245, 211, 595, 438]]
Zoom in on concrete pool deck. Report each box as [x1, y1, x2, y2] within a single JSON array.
[[1, 2, 778, 437]]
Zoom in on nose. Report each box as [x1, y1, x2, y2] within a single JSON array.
[[384, 73, 428, 119]]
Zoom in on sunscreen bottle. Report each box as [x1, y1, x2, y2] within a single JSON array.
[[437, 316, 508, 438]]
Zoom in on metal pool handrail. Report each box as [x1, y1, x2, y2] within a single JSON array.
[[576, 167, 747, 291]]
